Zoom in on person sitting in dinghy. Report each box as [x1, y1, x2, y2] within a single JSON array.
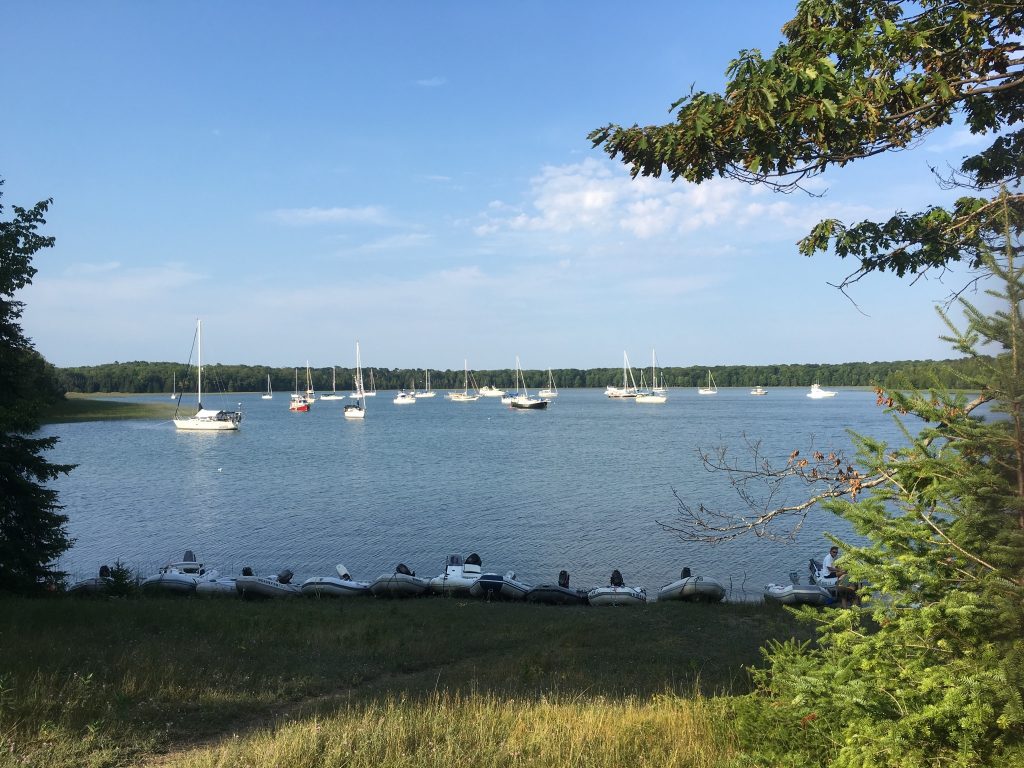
[[822, 547, 845, 578]]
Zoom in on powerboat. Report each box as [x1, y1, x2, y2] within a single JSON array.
[[369, 563, 430, 597], [428, 553, 482, 596], [807, 383, 838, 399], [67, 565, 113, 596], [587, 570, 647, 606], [141, 550, 206, 594], [393, 390, 416, 405], [750, 386, 768, 396], [479, 385, 505, 398], [656, 568, 726, 602], [235, 568, 302, 599], [469, 570, 531, 600], [525, 570, 588, 606], [301, 564, 372, 597]]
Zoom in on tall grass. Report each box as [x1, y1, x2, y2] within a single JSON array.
[[0, 596, 809, 767]]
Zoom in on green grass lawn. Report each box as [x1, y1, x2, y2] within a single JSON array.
[[0, 595, 812, 767], [42, 394, 178, 424]]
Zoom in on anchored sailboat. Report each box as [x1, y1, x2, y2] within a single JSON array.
[[172, 320, 242, 431]]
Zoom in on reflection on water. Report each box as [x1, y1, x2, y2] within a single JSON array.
[[44, 388, 909, 599]]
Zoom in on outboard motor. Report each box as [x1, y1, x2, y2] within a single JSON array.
[[396, 563, 412, 576], [336, 564, 351, 581], [277, 568, 294, 585], [99, 565, 111, 578], [558, 570, 570, 588], [466, 553, 482, 566], [610, 569, 624, 587], [681, 567, 692, 579], [183, 550, 196, 563], [241, 566, 254, 577]]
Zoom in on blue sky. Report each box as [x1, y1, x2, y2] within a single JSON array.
[[3, 2, 994, 370]]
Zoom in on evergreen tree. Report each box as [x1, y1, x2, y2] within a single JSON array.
[[0, 180, 74, 592]]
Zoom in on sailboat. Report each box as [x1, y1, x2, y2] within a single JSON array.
[[538, 368, 558, 398], [261, 374, 273, 400], [343, 342, 366, 420], [172, 320, 242, 431], [320, 367, 346, 400], [509, 356, 549, 410], [636, 350, 667, 403], [448, 360, 481, 402], [289, 365, 314, 412], [170, 372, 178, 399], [605, 352, 639, 398], [354, 368, 377, 398], [697, 370, 718, 395], [415, 369, 436, 398]]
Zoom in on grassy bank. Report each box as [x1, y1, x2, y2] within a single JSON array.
[[42, 394, 178, 424], [0, 596, 812, 767]]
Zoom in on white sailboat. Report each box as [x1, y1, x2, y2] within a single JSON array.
[[537, 368, 558, 398], [170, 372, 177, 399], [509, 356, 549, 410], [343, 342, 367, 419], [448, 360, 481, 402], [697, 370, 718, 395], [415, 369, 436, 398], [172, 320, 242, 431], [262, 374, 273, 399], [354, 369, 377, 397], [636, 350, 667, 404], [320, 367, 346, 400], [605, 352, 639, 398]]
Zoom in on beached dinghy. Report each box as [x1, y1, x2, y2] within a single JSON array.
[[656, 568, 726, 602], [235, 568, 302, 599], [301, 564, 372, 597], [587, 570, 647, 606], [469, 570, 531, 600], [67, 565, 114, 596], [525, 570, 588, 606], [369, 563, 430, 597], [196, 567, 251, 597], [141, 550, 206, 595], [428, 553, 482, 596], [763, 582, 834, 606]]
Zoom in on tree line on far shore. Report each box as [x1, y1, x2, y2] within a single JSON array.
[[55, 357, 988, 395]]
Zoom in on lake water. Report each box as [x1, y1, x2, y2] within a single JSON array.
[[43, 387, 906, 599]]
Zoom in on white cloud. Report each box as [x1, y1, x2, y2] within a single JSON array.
[[415, 76, 447, 87], [270, 206, 388, 226]]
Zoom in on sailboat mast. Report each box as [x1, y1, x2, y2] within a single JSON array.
[[197, 319, 203, 408]]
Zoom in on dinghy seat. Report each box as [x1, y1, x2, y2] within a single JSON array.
[[610, 570, 624, 587], [558, 570, 570, 588]]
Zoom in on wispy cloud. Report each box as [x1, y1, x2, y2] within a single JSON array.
[[415, 76, 447, 88], [270, 206, 388, 226]]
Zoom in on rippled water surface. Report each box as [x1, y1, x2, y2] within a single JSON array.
[[44, 387, 907, 598]]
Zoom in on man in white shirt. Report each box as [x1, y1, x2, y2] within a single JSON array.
[[822, 546, 844, 578]]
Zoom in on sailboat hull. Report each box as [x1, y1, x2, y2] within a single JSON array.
[[173, 415, 241, 431]]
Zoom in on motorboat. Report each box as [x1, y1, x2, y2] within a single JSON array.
[[656, 568, 726, 602], [469, 570, 531, 601], [235, 568, 302, 599], [587, 570, 647, 606], [173, 321, 243, 430], [750, 386, 767, 396], [67, 565, 113, 596], [428, 553, 483, 596], [393, 390, 416, 405], [141, 550, 206, 594], [196, 569, 243, 597], [807, 383, 838, 399], [763, 582, 835, 606], [479, 385, 505, 398], [525, 570, 588, 606], [301, 564, 372, 597], [369, 564, 430, 597]]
